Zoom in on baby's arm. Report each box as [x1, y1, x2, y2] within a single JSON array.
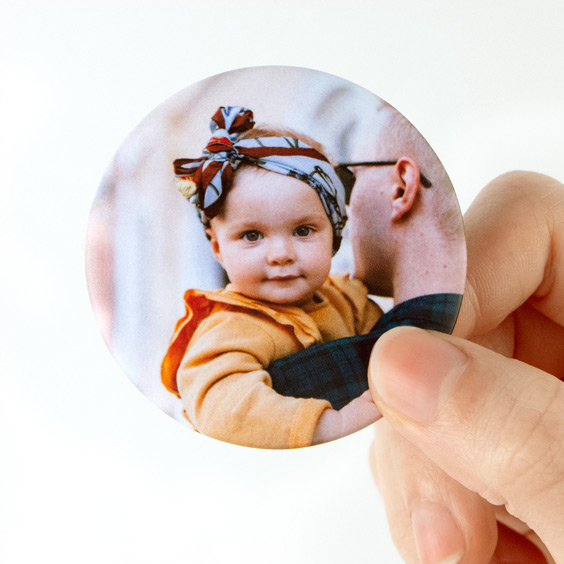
[[311, 391, 382, 445], [177, 312, 332, 449]]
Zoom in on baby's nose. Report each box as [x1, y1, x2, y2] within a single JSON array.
[[267, 237, 296, 265]]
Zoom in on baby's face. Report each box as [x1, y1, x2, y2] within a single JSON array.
[[207, 167, 333, 307]]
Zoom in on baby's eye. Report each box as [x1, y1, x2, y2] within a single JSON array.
[[241, 230, 263, 242], [294, 225, 314, 237]]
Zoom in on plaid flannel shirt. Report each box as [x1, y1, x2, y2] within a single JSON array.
[[268, 293, 463, 410]]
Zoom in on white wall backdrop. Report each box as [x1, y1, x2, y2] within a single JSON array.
[[2, 2, 563, 563]]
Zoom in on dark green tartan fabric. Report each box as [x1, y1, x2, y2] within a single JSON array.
[[269, 293, 463, 410]]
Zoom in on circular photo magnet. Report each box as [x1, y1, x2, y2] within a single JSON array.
[[86, 66, 466, 449]]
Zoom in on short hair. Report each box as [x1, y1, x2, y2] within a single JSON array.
[[374, 104, 463, 240]]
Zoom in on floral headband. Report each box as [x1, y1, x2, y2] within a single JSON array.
[[173, 105, 347, 252]]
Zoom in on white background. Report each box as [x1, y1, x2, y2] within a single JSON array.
[[2, 2, 563, 563]]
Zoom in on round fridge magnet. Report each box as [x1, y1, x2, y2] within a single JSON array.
[[85, 65, 466, 449]]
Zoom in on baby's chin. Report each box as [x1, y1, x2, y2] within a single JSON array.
[[232, 284, 317, 308]]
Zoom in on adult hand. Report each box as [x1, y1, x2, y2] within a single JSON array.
[[368, 171, 564, 564]]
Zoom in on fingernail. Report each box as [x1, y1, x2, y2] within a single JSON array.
[[411, 504, 466, 564], [371, 327, 468, 422]]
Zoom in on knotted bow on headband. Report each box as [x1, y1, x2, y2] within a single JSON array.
[[173, 106, 347, 252]]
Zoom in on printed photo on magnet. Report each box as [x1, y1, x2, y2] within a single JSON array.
[[85, 66, 467, 450]]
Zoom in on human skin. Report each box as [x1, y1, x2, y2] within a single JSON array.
[[367, 171, 564, 563], [206, 167, 334, 307], [347, 158, 466, 303]]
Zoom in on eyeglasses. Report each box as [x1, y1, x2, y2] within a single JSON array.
[[335, 161, 432, 204]]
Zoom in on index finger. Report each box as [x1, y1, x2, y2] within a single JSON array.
[[455, 171, 564, 343]]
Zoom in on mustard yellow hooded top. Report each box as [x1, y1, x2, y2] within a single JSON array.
[[161, 274, 382, 449]]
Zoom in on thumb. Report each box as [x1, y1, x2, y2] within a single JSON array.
[[368, 326, 564, 559]]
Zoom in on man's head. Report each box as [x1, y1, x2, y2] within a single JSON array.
[[345, 103, 463, 297]]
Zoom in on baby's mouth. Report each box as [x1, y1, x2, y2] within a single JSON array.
[[269, 274, 300, 281]]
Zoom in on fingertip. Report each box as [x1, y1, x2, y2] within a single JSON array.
[[411, 503, 466, 564], [368, 327, 469, 423]]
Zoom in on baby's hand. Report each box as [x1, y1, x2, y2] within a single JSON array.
[[311, 391, 381, 445], [340, 390, 382, 433]]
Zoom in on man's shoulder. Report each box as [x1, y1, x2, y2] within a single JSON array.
[[268, 292, 463, 409], [374, 292, 463, 334]]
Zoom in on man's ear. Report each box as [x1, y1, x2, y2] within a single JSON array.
[[391, 157, 421, 221], [205, 227, 224, 266]]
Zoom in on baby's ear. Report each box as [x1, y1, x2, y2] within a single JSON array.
[[205, 227, 223, 265]]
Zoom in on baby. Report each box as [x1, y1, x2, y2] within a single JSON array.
[[161, 106, 382, 449]]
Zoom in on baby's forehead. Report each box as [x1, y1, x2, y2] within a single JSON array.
[[230, 166, 311, 196], [233, 165, 282, 181], [214, 166, 331, 227], [221, 182, 324, 219]]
